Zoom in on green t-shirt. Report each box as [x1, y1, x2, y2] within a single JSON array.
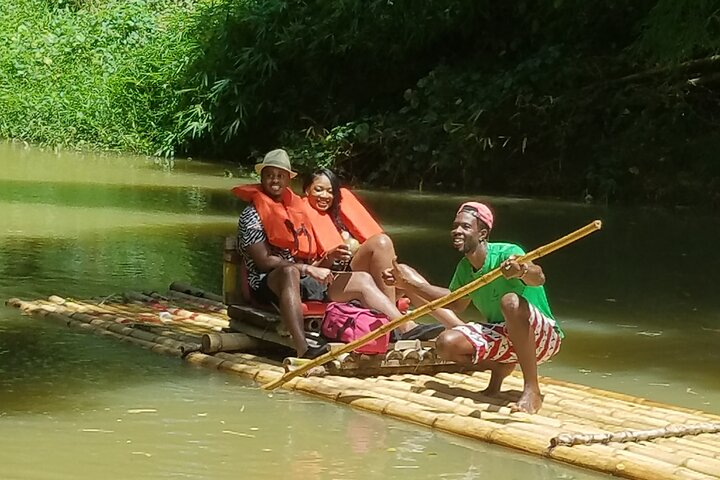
[[449, 242, 562, 336]]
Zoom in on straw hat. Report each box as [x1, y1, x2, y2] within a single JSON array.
[[254, 149, 298, 178]]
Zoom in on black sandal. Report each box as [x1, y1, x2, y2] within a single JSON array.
[[394, 323, 445, 341], [301, 344, 330, 359]]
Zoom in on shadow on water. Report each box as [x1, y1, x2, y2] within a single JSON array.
[[558, 323, 720, 387], [0, 226, 229, 299], [0, 314, 186, 414], [0, 178, 242, 217]]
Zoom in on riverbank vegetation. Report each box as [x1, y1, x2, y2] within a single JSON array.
[[2, 1, 719, 206]]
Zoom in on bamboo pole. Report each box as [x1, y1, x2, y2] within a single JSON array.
[[437, 371, 709, 432], [42, 297, 216, 337], [148, 291, 230, 319], [323, 362, 471, 377], [46, 296, 162, 326], [549, 443, 707, 480], [169, 281, 225, 303], [122, 290, 157, 303], [47, 296, 138, 321], [263, 220, 602, 390], [230, 319, 294, 347], [622, 442, 720, 476], [8, 298, 186, 357], [67, 311, 190, 352], [116, 293, 229, 329], [538, 376, 720, 421], [433, 372, 625, 424], [215, 351, 283, 369], [39, 298, 203, 353], [386, 373, 643, 435], [158, 306, 228, 329], [201, 332, 260, 353], [671, 436, 720, 456], [646, 440, 720, 464], [431, 371, 707, 438], [614, 449, 710, 480], [163, 290, 228, 313], [396, 374, 567, 426]]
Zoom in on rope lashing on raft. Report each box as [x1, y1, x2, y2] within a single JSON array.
[[549, 422, 720, 448]]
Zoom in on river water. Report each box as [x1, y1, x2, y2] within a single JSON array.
[[1, 140, 718, 479]]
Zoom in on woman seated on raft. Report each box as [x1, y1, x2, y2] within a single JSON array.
[[236, 150, 415, 359], [302, 168, 445, 341]]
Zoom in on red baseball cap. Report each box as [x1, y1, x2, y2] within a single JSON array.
[[457, 202, 493, 229]]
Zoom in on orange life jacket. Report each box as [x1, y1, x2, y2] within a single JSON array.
[[232, 184, 317, 260], [303, 187, 384, 257]]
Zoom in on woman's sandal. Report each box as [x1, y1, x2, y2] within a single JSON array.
[[393, 323, 445, 342]]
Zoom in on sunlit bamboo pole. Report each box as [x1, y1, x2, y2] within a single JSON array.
[[263, 220, 602, 390]]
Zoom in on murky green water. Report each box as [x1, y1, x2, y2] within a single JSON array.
[[1, 140, 718, 479]]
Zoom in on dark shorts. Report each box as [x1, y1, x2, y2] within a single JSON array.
[[251, 274, 328, 306]]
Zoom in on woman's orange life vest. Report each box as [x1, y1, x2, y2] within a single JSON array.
[[232, 184, 317, 260], [303, 187, 384, 257]]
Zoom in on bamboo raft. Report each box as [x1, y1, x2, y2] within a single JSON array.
[[6, 283, 720, 480]]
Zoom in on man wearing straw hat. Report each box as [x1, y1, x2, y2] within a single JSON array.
[[236, 149, 406, 359], [383, 202, 562, 413]]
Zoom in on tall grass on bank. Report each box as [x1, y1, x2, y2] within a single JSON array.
[[0, 0, 490, 157], [0, 0, 198, 153]]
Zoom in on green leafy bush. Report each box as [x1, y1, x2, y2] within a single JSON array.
[[2, 0, 720, 206], [0, 0, 198, 152]]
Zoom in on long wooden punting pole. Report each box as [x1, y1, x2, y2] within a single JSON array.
[[262, 219, 602, 391], [550, 422, 720, 447]]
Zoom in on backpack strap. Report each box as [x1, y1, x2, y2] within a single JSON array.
[[333, 315, 356, 342]]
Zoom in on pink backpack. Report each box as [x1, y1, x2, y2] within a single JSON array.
[[321, 302, 390, 354]]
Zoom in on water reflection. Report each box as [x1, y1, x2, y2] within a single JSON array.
[[0, 178, 238, 217], [0, 232, 223, 299]]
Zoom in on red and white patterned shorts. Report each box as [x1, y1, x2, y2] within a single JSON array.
[[452, 304, 561, 365]]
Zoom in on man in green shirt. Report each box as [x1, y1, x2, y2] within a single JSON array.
[[383, 202, 562, 414]]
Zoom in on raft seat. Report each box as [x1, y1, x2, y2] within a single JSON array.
[[229, 257, 328, 332], [301, 301, 327, 317], [238, 259, 327, 315]]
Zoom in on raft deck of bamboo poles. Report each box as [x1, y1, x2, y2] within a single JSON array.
[[5, 283, 720, 480]]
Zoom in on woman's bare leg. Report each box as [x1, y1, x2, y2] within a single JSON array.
[[350, 234, 417, 333], [350, 233, 396, 299], [327, 271, 402, 320]]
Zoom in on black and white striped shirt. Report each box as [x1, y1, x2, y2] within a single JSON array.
[[237, 205, 295, 291]]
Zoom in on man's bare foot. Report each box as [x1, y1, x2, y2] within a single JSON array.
[[513, 388, 543, 414]]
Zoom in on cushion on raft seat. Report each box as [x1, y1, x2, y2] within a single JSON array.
[[302, 301, 327, 317]]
